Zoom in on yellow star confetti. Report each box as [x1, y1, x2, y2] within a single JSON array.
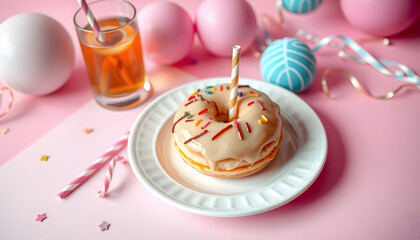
[[83, 128, 93, 134], [40, 155, 49, 161], [0, 128, 9, 135]]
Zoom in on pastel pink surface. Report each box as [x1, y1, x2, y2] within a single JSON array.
[[1, 0, 420, 239]]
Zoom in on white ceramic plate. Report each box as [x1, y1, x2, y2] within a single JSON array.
[[128, 78, 327, 217]]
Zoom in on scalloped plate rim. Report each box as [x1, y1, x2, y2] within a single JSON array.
[[128, 77, 327, 217]]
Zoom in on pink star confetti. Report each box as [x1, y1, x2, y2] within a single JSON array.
[[98, 221, 110, 231], [35, 213, 47, 222], [0, 128, 9, 135]]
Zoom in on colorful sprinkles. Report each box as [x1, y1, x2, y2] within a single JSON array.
[[198, 108, 208, 115], [245, 122, 252, 133], [211, 101, 219, 116], [184, 130, 208, 144], [172, 112, 190, 133], [201, 121, 211, 129], [257, 100, 266, 111], [196, 94, 210, 104], [184, 99, 198, 106], [262, 115, 268, 122], [233, 120, 243, 140], [258, 115, 268, 124], [211, 125, 233, 141], [195, 119, 203, 126], [190, 90, 199, 96], [176, 85, 275, 147]]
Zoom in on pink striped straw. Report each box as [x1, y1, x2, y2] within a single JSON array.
[[98, 156, 127, 197], [57, 131, 130, 199], [76, 0, 105, 42]]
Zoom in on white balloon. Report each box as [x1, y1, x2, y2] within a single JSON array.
[[0, 13, 74, 95]]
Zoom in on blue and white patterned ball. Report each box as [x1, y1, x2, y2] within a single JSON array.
[[283, 0, 323, 14], [260, 38, 316, 93]]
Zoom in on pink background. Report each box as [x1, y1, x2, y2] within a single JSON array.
[[1, 0, 420, 239]]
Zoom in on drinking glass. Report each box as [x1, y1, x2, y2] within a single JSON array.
[[74, 0, 150, 110]]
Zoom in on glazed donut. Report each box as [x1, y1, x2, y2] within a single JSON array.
[[172, 84, 282, 178]]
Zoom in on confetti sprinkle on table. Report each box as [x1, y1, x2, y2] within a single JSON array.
[[40, 155, 49, 161], [0, 128, 9, 135], [98, 221, 110, 231], [35, 213, 46, 222], [83, 128, 93, 134]]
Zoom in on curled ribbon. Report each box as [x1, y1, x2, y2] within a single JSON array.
[[322, 69, 420, 100], [297, 29, 420, 86], [253, 3, 420, 100], [0, 87, 14, 118]]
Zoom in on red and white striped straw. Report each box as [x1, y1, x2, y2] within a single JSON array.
[[98, 156, 127, 197], [229, 45, 241, 121], [76, 0, 105, 42], [57, 131, 130, 199]]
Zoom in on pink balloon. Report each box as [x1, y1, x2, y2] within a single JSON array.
[[196, 0, 257, 57], [341, 0, 420, 36], [139, 2, 194, 65]]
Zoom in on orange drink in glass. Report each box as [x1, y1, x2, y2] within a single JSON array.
[[74, 0, 150, 110]]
